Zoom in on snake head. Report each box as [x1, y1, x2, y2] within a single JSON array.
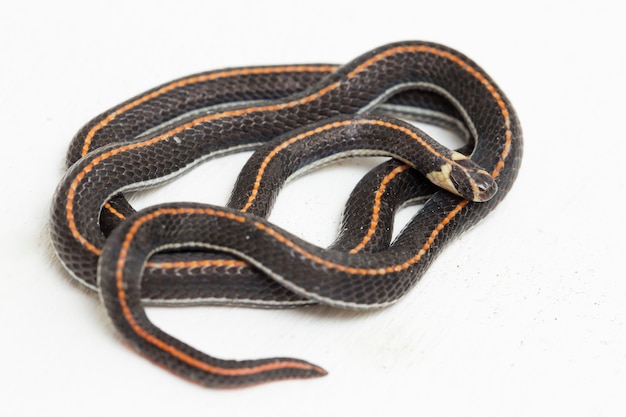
[[426, 153, 498, 202]]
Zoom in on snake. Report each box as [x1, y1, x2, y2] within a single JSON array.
[[50, 41, 523, 387]]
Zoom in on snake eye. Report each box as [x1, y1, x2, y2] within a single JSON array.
[[449, 167, 474, 200]]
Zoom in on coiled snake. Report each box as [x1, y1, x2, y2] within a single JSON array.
[[50, 41, 522, 387]]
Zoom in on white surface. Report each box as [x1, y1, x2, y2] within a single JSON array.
[[1, 1, 624, 416]]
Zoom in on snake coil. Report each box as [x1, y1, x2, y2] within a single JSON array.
[[50, 41, 522, 387]]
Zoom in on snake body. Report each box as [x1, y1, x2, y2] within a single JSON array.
[[50, 41, 522, 387]]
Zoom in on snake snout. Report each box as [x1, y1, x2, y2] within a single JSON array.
[[472, 170, 498, 202]]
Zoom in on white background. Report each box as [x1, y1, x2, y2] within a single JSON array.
[[2, 1, 624, 416]]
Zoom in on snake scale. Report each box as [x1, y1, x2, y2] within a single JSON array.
[[50, 41, 522, 387]]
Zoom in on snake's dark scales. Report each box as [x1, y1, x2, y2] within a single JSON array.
[[50, 41, 522, 387]]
